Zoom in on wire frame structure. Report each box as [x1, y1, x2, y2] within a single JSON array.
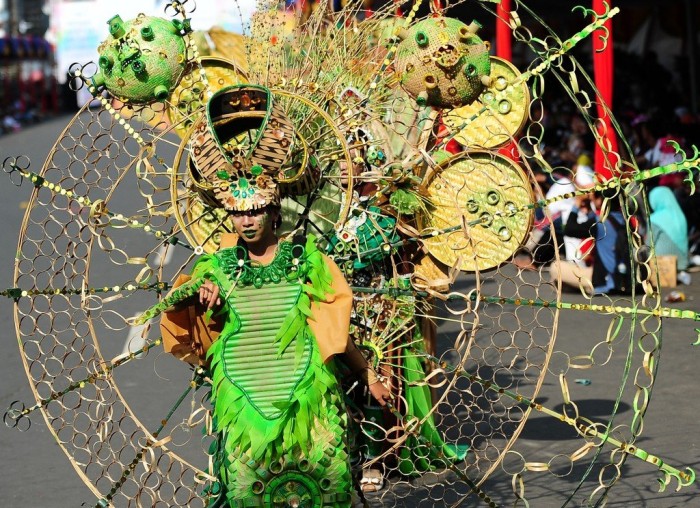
[[3, 0, 700, 506]]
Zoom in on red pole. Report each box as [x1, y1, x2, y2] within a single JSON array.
[[496, 0, 512, 61], [592, 0, 618, 181], [496, 0, 517, 160]]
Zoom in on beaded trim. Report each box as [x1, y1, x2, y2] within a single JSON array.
[[216, 241, 307, 288]]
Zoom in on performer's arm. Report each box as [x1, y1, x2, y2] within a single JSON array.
[[158, 255, 224, 365], [199, 280, 221, 310], [341, 338, 393, 406], [315, 252, 393, 405], [342, 337, 379, 385]]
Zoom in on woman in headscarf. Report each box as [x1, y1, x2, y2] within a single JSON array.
[[648, 185, 690, 283]]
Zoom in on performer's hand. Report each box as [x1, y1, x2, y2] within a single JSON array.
[[368, 381, 393, 407], [198, 280, 221, 310]]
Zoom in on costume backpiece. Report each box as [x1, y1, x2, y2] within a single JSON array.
[[4, 0, 700, 506]]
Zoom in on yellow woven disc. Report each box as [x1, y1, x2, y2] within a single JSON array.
[[206, 28, 249, 72], [421, 151, 533, 272], [443, 57, 529, 149], [168, 57, 247, 139], [186, 197, 235, 254]]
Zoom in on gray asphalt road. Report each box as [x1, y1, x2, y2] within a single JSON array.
[[0, 117, 95, 504], [1, 118, 699, 507]]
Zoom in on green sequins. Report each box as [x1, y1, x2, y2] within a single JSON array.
[[216, 241, 308, 288]]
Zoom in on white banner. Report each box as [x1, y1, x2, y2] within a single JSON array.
[[47, 0, 256, 83]]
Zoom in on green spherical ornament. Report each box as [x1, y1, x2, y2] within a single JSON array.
[[395, 17, 491, 109], [91, 14, 189, 104]]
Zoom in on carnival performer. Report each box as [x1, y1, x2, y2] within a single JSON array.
[[150, 85, 391, 506], [332, 118, 468, 492]]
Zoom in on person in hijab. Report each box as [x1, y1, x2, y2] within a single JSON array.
[[648, 185, 690, 284]]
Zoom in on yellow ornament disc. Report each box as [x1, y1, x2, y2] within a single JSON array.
[[420, 151, 533, 272], [186, 196, 235, 254], [168, 57, 247, 139], [443, 57, 530, 149]]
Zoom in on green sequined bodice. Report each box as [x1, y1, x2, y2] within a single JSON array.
[[213, 242, 312, 419], [220, 281, 310, 419]]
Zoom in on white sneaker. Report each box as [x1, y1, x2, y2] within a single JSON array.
[[360, 469, 384, 492], [678, 271, 692, 285]]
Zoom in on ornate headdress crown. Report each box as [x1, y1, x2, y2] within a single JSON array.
[[188, 85, 294, 211]]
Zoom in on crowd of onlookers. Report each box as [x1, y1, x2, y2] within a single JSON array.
[[1, 97, 44, 135], [517, 63, 700, 294], [1, 78, 77, 136]]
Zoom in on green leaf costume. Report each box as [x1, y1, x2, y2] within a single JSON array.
[[159, 237, 354, 507]]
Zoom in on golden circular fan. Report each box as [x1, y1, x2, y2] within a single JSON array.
[[420, 150, 533, 272], [168, 57, 248, 139], [186, 198, 235, 253], [443, 57, 529, 149]]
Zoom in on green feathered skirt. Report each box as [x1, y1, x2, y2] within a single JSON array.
[[206, 316, 352, 507]]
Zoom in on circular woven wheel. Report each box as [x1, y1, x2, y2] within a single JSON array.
[[443, 57, 530, 150], [420, 150, 534, 272]]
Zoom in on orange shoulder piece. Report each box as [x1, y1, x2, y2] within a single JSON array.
[[160, 274, 223, 366], [307, 255, 353, 363], [219, 233, 239, 249]]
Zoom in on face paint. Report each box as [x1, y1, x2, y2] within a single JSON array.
[[230, 207, 277, 245]]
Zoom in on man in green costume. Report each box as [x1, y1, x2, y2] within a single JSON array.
[[156, 85, 391, 507]]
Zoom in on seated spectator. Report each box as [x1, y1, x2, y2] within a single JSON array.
[[550, 191, 628, 294], [516, 161, 596, 270], [647, 185, 691, 284]]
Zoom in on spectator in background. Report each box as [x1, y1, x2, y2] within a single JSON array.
[[629, 114, 655, 166], [544, 157, 596, 264], [2, 114, 21, 133], [548, 193, 597, 292], [551, 190, 627, 294], [643, 118, 687, 193], [647, 186, 691, 285]]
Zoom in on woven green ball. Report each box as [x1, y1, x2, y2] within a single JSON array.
[[92, 14, 188, 104], [395, 17, 491, 109]]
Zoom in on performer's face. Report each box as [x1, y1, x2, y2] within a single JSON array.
[[339, 147, 365, 186], [230, 206, 279, 245]]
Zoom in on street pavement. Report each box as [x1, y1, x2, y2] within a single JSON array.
[[1, 118, 699, 507]]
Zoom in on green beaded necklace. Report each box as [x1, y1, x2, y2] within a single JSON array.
[[216, 241, 308, 288]]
